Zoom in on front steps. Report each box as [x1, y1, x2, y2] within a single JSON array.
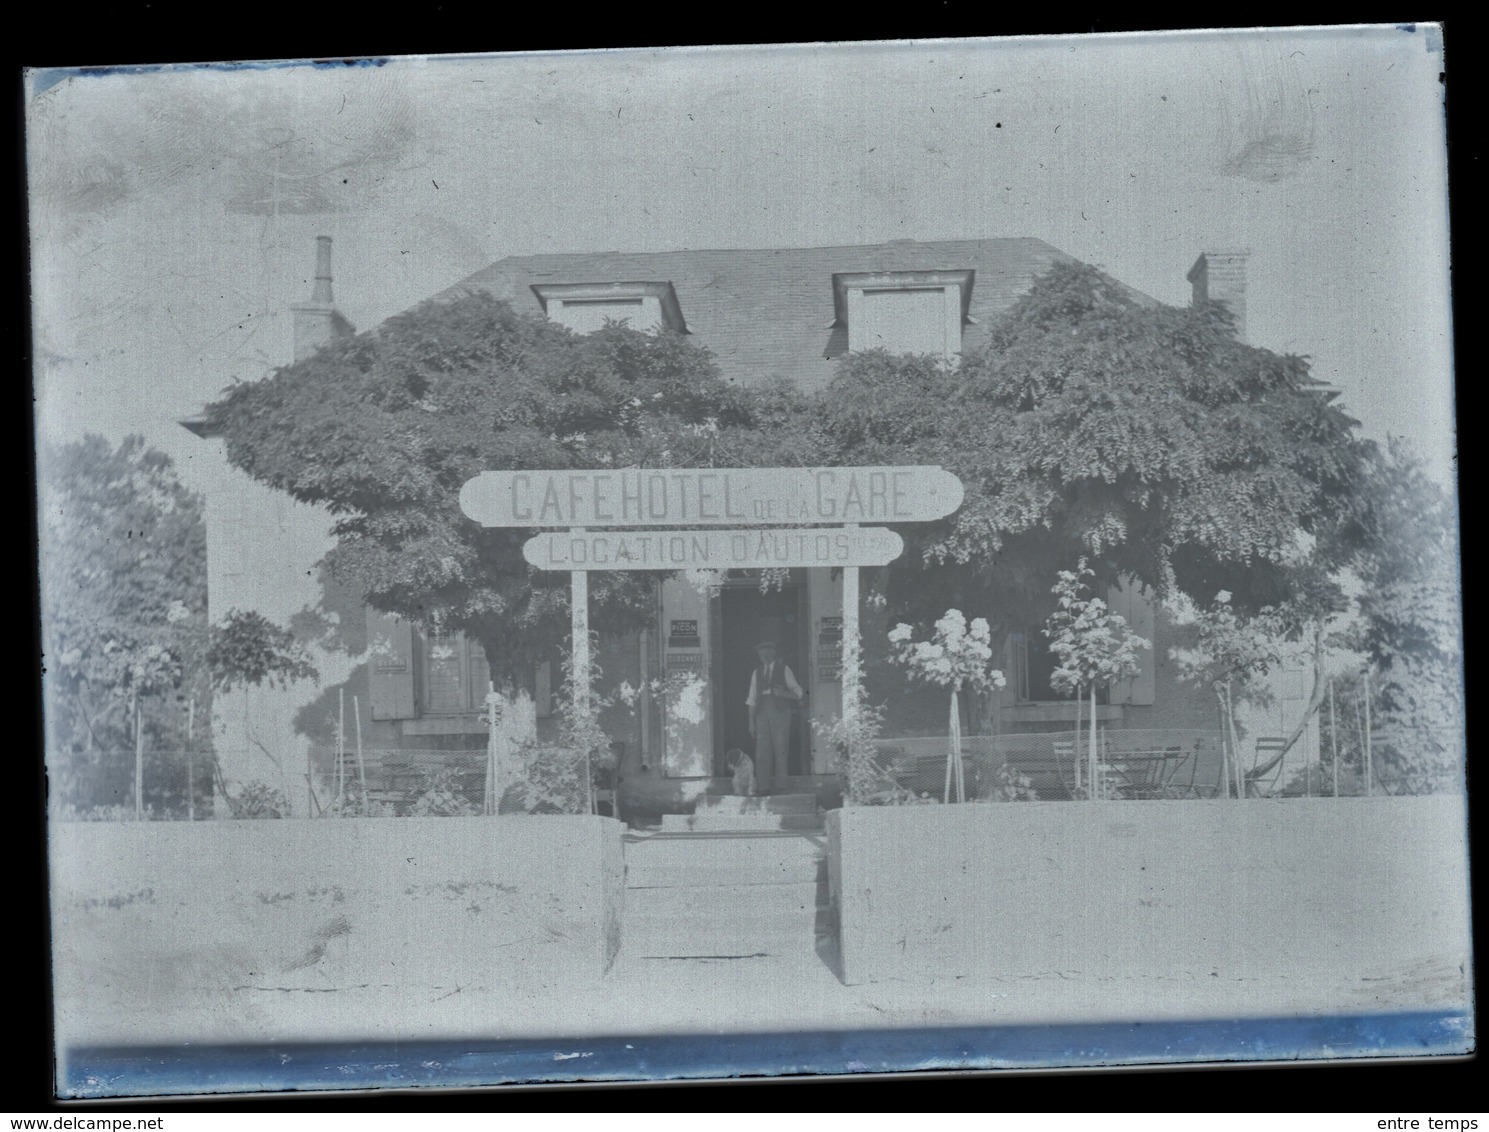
[[615, 786, 834, 967], [659, 792, 821, 833], [617, 776, 841, 827], [621, 830, 830, 961]]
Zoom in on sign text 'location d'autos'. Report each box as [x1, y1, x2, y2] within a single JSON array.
[[522, 527, 905, 571], [459, 466, 964, 528]]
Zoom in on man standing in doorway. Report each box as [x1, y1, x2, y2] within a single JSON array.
[[746, 640, 803, 796]]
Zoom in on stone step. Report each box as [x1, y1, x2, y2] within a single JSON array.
[[659, 812, 824, 833], [623, 923, 825, 959], [625, 834, 825, 868], [624, 914, 827, 945], [626, 857, 826, 887], [694, 793, 819, 816], [618, 826, 829, 964], [625, 879, 824, 914], [622, 882, 827, 958]]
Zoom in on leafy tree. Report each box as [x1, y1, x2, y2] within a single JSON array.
[[1170, 595, 1286, 796], [1333, 439, 1463, 790], [1169, 436, 1462, 795], [1044, 560, 1149, 797], [208, 294, 794, 682], [205, 609, 320, 814], [208, 610, 319, 692], [813, 262, 1368, 639], [38, 434, 210, 815]]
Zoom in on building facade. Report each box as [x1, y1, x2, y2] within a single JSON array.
[[187, 237, 1261, 813]]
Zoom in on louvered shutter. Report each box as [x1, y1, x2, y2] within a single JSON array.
[[1107, 578, 1156, 706]]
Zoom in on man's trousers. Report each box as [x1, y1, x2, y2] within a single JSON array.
[[753, 702, 793, 794]]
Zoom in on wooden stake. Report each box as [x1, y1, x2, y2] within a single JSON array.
[[572, 532, 590, 721], [1225, 683, 1244, 799], [485, 681, 498, 816], [959, 685, 968, 800], [353, 694, 366, 805], [638, 626, 652, 768], [842, 531, 861, 740], [133, 692, 143, 821], [1363, 669, 1374, 796], [187, 695, 195, 822], [340, 687, 348, 804], [1329, 678, 1339, 797], [945, 687, 960, 804], [1074, 686, 1083, 794], [1088, 684, 1099, 800]]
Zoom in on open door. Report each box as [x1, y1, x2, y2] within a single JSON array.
[[715, 583, 808, 777]]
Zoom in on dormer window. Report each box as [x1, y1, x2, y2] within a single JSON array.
[[532, 281, 688, 336], [832, 269, 974, 360]]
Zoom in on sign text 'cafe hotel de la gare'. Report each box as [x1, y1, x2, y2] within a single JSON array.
[[460, 465, 965, 771]]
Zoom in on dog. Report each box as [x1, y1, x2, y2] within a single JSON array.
[[725, 748, 756, 796]]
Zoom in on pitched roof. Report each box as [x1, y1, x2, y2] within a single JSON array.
[[438, 237, 1080, 391]]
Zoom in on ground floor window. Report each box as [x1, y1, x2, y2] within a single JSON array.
[[422, 630, 492, 714], [1009, 631, 1108, 705]]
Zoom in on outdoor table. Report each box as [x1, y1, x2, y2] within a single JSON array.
[[1105, 748, 1184, 799]]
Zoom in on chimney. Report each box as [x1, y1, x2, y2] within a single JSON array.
[[291, 235, 355, 361], [1187, 250, 1249, 343]]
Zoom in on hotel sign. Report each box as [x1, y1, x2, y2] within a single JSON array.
[[523, 527, 905, 571], [461, 466, 963, 528]]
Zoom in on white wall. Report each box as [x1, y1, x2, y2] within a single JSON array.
[[51, 815, 626, 1048], [195, 436, 348, 810], [829, 796, 1473, 996]]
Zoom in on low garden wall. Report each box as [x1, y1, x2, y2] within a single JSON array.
[[51, 815, 625, 1043], [827, 796, 1472, 991]]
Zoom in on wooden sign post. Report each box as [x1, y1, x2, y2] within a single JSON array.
[[461, 465, 964, 795], [842, 524, 862, 740], [571, 528, 590, 723]]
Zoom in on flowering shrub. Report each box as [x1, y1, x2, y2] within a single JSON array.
[[888, 610, 1006, 803], [888, 610, 1005, 698]]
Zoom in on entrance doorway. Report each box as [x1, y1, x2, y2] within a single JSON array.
[[714, 582, 809, 778]]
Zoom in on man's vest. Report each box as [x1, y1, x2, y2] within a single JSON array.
[[756, 661, 793, 708]]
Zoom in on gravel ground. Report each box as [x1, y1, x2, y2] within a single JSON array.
[[55, 918, 1471, 1049]]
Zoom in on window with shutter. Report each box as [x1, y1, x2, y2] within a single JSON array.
[[421, 630, 492, 715], [1009, 631, 1109, 705]]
